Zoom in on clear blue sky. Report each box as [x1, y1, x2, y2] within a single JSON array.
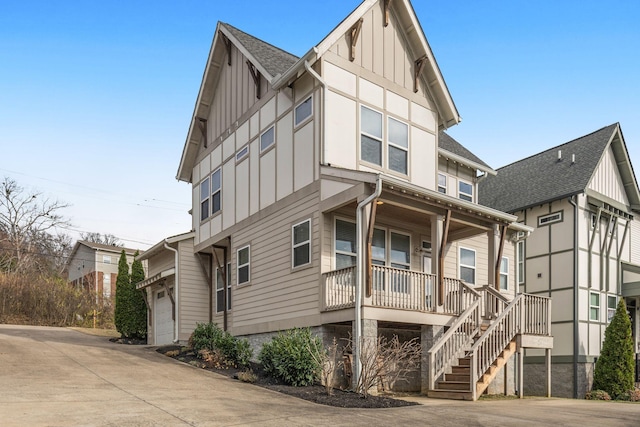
[[1, 1, 638, 249]]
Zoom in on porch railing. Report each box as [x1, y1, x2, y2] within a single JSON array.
[[442, 277, 478, 314], [428, 282, 482, 390], [322, 266, 356, 310], [370, 265, 436, 312]]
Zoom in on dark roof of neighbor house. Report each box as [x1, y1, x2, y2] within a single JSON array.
[[76, 240, 141, 255], [221, 23, 299, 78], [478, 124, 619, 213], [439, 132, 491, 170]]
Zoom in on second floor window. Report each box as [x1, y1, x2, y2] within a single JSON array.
[[361, 106, 382, 166], [260, 126, 275, 152], [335, 219, 357, 269], [237, 246, 250, 285], [200, 176, 210, 221], [438, 174, 447, 194], [589, 292, 600, 321], [292, 219, 311, 268], [388, 117, 408, 174], [517, 240, 525, 284], [607, 296, 617, 322], [459, 180, 473, 202], [211, 168, 221, 215]]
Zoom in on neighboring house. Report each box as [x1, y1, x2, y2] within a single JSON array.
[[135, 232, 209, 346], [479, 123, 640, 398], [174, 0, 552, 400], [66, 241, 141, 301]]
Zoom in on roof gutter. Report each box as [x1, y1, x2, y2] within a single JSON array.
[[271, 47, 318, 90], [438, 148, 496, 177]]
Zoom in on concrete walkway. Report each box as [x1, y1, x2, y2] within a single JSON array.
[[0, 324, 637, 426]]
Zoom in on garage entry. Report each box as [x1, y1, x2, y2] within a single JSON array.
[[154, 287, 174, 346]]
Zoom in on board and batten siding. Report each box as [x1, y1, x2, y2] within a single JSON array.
[[588, 146, 630, 206], [229, 189, 322, 335], [176, 239, 209, 340], [631, 218, 640, 264]]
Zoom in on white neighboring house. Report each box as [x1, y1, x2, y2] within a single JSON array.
[[480, 123, 640, 398], [170, 0, 552, 400], [135, 232, 209, 346]]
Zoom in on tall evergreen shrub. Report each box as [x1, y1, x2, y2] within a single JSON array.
[[592, 299, 634, 399], [114, 250, 130, 335], [128, 251, 147, 339]]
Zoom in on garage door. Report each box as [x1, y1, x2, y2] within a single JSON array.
[[154, 288, 174, 345]]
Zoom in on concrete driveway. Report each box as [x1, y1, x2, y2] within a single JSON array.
[[0, 325, 637, 427]]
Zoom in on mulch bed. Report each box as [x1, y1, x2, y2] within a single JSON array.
[[156, 345, 418, 408]]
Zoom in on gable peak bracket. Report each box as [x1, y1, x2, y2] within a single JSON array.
[[414, 54, 428, 93], [196, 117, 208, 148], [384, 0, 392, 27], [221, 34, 232, 66], [349, 18, 364, 62], [246, 60, 261, 99]]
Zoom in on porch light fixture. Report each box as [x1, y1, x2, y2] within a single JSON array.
[[376, 200, 384, 205]]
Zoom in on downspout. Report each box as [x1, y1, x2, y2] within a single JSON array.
[[304, 59, 327, 166], [569, 195, 579, 398], [164, 241, 179, 343], [354, 174, 382, 391]]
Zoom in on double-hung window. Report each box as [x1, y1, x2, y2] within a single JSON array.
[[216, 262, 231, 312], [390, 232, 410, 292], [459, 181, 473, 202], [607, 296, 617, 323], [499, 257, 509, 290], [589, 292, 600, 321], [211, 168, 221, 215], [388, 117, 408, 174], [292, 219, 311, 268], [438, 173, 447, 194], [517, 240, 525, 284], [460, 247, 476, 285], [360, 106, 383, 166], [200, 177, 210, 221], [335, 219, 356, 269], [237, 246, 250, 285]]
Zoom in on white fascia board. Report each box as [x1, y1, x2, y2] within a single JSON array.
[[438, 148, 497, 176]]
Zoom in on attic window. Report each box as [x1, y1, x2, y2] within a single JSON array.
[[458, 181, 473, 202], [538, 211, 563, 227], [260, 126, 275, 153]]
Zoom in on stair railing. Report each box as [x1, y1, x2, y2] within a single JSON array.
[[480, 285, 509, 319], [469, 294, 522, 400], [427, 282, 481, 390]]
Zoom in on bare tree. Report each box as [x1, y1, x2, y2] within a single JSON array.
[[346, 334, 422, 398], [0, 177, 71, 274], [80, 232, 121, 246], [308, 337, 342, 396]]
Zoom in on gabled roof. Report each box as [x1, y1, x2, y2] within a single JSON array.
[[136, 231, 195, 261], [64, 240, 142, 272], [177, 0, 460, 183], [439, 132, 495, 175], [479, 123, 640, 213]]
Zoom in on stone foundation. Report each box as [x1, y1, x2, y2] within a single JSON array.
[[523, 361, 594, 398]]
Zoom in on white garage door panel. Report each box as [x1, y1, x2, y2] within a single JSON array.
[[154, 289, 174, 345]]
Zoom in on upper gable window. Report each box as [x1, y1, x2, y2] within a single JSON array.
[[294, 96, 313, 127], [200, 176, 210, 221], [388, 117, 408, 174], [211, 168, 221, 215], [438, 174, 447, 194], [260, 126, 275, 153], [538, 211, 562, 227], [458, 181, 473, 202], [360, 106, 383, 166]]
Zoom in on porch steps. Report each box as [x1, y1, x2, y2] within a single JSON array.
[[427, 338, 517, 401]]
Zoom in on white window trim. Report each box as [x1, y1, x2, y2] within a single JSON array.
[[389, 229, 411, 270], [211, 168, 222, 215], [294, 95, 313, 127], [237, 245, 250, 285], [292, 219, 312, 268], [334, 217, 357, 270], [538, 211, 563, 227], [360, 105, 383, 167], [259, 125, 275, 153], [236, 145, 249, 162], [607, 295, 617, 323], [500, 257, 509, 290], [387, 116, 409, 175], [200, 176, 210, 222], [371, 227, 387, 266], [437, 173, 447, 194], [459, 247, 476, 285], [589, 291, 600, 321], [458, 180, 473, 202], [517, 240, 525, 285]]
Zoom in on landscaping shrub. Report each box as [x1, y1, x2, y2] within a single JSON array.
[[189, 322, 252, 368], [585, 390, 611, 400], [259, 328, 322, 386], [618, 388, 640, 402], [592, 299, 634, 399]]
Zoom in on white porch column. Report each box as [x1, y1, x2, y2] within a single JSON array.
[[431, 214, 443, 312]]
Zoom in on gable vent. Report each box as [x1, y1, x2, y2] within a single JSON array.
[[557, 150, 562, 161]]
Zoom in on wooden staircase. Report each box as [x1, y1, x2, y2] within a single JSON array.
[[427, 327, 517, 401]]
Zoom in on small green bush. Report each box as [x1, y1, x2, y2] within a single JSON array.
[[585, 390, 611, 400], [259, 328, 322, 387], [189, 322, 253, 368]]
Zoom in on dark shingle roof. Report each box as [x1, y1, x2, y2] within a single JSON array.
[[221, 23, 299, 78], [439, 132, 492, 169], [478, 124, 618, 213]]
